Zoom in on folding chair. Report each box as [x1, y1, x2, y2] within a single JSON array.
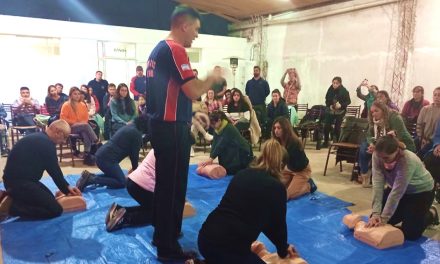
[[323, 116, 369, 178]]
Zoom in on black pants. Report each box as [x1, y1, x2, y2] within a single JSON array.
[[198, 234, 265, 264], [5, 180, 62, 219], [121, 178, 154, 227], [150, 120, 191, 253], [324, 111, 345, 142], [424, 152, 440, 184], [382, 187, 434, 240]]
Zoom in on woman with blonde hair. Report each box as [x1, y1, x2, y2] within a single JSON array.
[[272, 117, 317, 199], [198, 139, 299, 263]]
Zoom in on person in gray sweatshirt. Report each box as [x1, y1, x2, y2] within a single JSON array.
[[366, 135, 439, 240]]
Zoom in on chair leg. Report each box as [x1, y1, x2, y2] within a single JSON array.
[[339, 161, 343, 172], [323, 145, 332, 176]]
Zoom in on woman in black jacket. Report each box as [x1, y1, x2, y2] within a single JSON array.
[[198, 139, 299, 263]]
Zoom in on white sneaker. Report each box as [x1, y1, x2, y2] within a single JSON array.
[[190, 146, 195, 157]]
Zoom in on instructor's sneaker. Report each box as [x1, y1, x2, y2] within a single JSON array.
[[106, 207, 126, 232], [76, 170, 93, 192], [308, 178, 318, 193]]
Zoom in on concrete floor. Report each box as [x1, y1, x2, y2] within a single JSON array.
[[0, 140, 439, 262]]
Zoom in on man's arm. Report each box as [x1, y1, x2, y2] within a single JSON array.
[[129, 76, 140, 97], [182, 77, 215, 100]]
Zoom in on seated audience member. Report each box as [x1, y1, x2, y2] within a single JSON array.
[[76, 116, 146, 191], [272, 117, 317, 199], [1, 120, 81, 219], [110, 83, 137, 135], [423, 119, 440, 202], [87, 85, 101, 114], [0, 104, 10, 156], [198, 139, 299, 263], [12, 86, 40, 133], [204, 88, 222, 113], [356, 79, 378, 118], [267, 89, 289, 131], [227, 89, 251, 131], [55, 83, 69, 102], [60, 87, 99, 165], [191, 101, 213, 142], [103, 83, 117, 140], [323, 77, 351, 147], [138, 94, 147, 115], [222, 89, 232, 111], [199, 111, 253, 175], [79, 90, 101, 138], [416, 87, 440, 158], [45, 85, 65, 123], [376, 90, 400, 112], [104, 149, 156, 232], [401, 86, 430, 123], [358, 101, 415, 187], [367, 135, 439, 240], [280, 68, 301, 111]]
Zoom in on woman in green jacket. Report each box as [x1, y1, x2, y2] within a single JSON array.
[[358, 101, 415, 186], [199, 110, 253, 175]]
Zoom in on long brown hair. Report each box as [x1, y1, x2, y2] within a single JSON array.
[[68, 86, 81, 113], [251, 139, 287, 179], [368, 101, 392, 131], [272, 117, 303, 150]]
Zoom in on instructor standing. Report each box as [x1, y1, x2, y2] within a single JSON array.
[[146, 5, 215, 262]]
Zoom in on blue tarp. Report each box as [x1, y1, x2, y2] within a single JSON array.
[[1, 164, 439, 263]]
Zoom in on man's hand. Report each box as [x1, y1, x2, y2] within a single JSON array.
[[67, 186, 82, 196], [198, 158, 213, 168], [285, 245, 299, 259], [366, 215, 384, 228]]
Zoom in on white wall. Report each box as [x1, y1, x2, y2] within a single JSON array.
[[235, 0, 440, 107], [0, 15, 248, 104]]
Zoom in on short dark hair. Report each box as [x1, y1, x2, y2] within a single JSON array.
[[96, 70, 102, 74], [209, 110, 228, 124], [192, 69, 198, 73], [136, 66, 143, 71], [171, 5, 200, 28], [375, 135, 399, 154], [55, 83, 63, 88], [332, 76, 342, 83], [20, 86, 29, 91], [254, 66, 261, 70], [108, 83, 116, 88]]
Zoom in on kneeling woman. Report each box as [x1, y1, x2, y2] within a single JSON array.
[[199, 110, 253, 175], [198, 139, 298, 263], [75, 116, 146, 191], [367, 135, 439, 240], [272, 117, 316, 199]]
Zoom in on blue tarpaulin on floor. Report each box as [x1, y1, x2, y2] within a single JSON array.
[[1, 164, 439, 263]]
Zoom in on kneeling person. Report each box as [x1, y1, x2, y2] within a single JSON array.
[[2, 120, 81, 219], [76, 116, 147, 191]]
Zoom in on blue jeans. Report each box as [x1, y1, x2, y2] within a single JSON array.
[[358, 141, 371, 174], [93, 158, 126, 189]]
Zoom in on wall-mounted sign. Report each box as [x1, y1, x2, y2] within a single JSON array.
[[101, 41, 135, 59]]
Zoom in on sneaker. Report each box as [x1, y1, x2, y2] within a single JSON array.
[[157, 249, 197, 262], [106, 207, 126, 232], [190, 146, 195, 157], [321, 141, 329, 148], [430, 206, 439, 226], [105, 202, 122, 226], [76, 170, 93, 192], [308, 178, 317, 193], [83, 153, 96, 166], [1, 148, 9, 157]]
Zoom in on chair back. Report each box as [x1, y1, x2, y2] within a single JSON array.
[[346, 105, 361, 118], [339, 116, 369, 144], [405, 121, 424, 139], [296, 103, 308, 120]]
